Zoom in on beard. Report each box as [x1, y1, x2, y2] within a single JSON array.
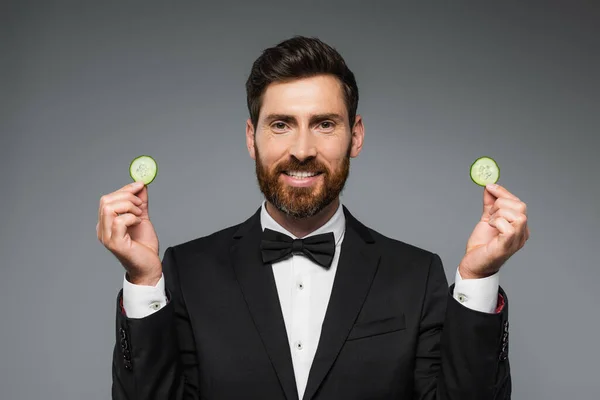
[[254, 143, 351, 219]]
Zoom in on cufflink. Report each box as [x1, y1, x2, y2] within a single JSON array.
[[456, 293, 468, 303]]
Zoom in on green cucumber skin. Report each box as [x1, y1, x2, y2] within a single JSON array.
[[129, 155, 158, 185], [470, 156, 500, 187]]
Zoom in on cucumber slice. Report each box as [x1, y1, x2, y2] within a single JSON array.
[[129, 155, 158, 185], [470, 156, 499, 186]]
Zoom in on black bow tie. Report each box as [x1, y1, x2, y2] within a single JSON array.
[[260, 228, 336, 269]]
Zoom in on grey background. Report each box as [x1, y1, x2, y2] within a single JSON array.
[[1, 0, 598, 398]]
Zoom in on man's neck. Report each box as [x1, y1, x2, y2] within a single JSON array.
[[265, 198, 340, 238]]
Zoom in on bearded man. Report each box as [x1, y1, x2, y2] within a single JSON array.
[[99, 35, 529, 400]]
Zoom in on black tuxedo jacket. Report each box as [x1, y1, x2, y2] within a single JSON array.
[[112, 206, 511, 399]]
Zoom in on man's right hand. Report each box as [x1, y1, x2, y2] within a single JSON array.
[[97, 181, 162, 286]]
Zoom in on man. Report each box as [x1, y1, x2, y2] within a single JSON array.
[[98, 36, 529, 399]]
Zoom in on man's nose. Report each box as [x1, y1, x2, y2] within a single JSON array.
[[289, 129, 317, 161]]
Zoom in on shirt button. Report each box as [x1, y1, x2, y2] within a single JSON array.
[[297, 282, 304, 290], [149, 301, 161, 311], [457, 293, 468, 303], [295, 341, 303, 350]]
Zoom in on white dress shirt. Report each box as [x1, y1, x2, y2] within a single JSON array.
[[122, 201, 500, 399], [260, 201, 345, 399]]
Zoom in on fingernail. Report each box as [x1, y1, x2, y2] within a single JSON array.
[[486, 183, 497, 190]]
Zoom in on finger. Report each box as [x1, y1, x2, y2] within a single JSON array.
[[110, 213, 142, 247], [137, 185, 149, 217], [485, 183, 520, 201], [101, 200, 143, 218], [99, 191, 144, 224], [488, 217, 518, 249], [490, 208, 528, 242], [482, 186, 497, 215], [100, 200, 143, 243], [488, 198, 527, 216], [520, 223, 530, 247], [519, 230, 529, 248], [490, 204, 527, 229], [489, 208, 521, 223], [117, 181, 145, 194]]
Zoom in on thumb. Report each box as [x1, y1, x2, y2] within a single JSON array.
[[137, 184, 150, 217], [482, 185, 497, 216]]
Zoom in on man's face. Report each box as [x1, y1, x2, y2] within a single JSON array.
[[246, 74, 364, 218]]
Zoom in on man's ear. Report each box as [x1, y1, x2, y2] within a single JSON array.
[[349, 114, 365, 158], [246, 118, 256, 160]]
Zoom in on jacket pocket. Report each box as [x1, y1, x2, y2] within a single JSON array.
[[347, 313, 406, 341]]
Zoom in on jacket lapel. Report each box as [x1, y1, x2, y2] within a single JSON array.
[[230, 208, 299, 400], [302, 206, 381, 400]]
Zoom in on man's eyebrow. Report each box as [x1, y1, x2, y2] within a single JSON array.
[[264, 113, 345, 125]]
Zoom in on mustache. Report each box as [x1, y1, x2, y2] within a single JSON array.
[[275, 158, 327, 174]]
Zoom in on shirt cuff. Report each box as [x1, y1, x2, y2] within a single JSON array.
[[122, 273, 168, 319], [452, 267, 500, 314]]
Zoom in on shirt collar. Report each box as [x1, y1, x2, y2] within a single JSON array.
[[260, 200, 346, 246]]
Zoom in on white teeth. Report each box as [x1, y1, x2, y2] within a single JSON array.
[[286, 171, 318, 178]]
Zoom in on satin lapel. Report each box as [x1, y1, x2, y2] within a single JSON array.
[[302, 206, 381, 400], [230, 208, 299, 400]]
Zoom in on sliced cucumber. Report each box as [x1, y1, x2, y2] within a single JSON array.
[[470, 156, 499, 186], [129, 155, 158, 185]]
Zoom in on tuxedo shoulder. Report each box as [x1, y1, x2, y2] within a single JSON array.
[[366, 225, 438, 261], [168, 221, 243, 254], [347, 208, 438, 260]]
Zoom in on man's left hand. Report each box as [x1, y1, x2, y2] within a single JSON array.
[[458, 183, 530, 279]]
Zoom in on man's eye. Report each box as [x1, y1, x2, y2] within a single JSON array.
[[320, 121, 335, 130], [272, 122, 287, 130]]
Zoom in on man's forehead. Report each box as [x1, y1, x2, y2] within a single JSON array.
[[259, 76, 347, 121]]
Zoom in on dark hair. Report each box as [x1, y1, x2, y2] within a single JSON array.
[[245, 35, 359, 131]]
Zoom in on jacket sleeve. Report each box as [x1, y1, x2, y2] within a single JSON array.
[[413, 253, 511, 400], [112, 246, 200, 399]]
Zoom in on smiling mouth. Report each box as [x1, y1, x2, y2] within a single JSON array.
[[282, 171, 323, 178]]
